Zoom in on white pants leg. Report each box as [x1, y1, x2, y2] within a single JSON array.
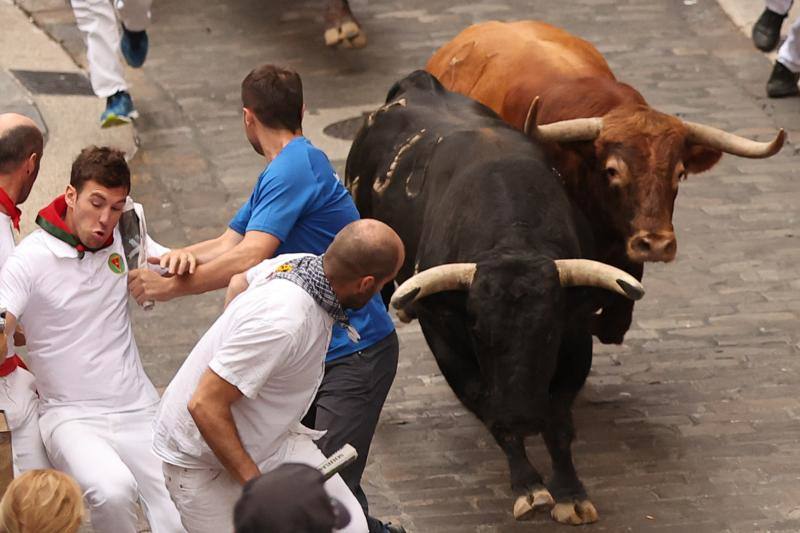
[[70, 0, 127, 97], [113, 407, 186, 533], [46, 407, 184, 533], [778, 15, 800, 72], [766, 0, 793, 15], [115, 0, 152, 32], [163, 463, 241, 533], [0, 368, 51, 475]]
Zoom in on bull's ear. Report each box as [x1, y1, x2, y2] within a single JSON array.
[[684, 144, 722, 175]]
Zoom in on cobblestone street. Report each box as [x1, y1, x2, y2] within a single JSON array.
[[14, 0, 800, 530]]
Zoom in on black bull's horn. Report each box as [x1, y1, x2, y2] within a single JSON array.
[[523, 96, 785, 158], [390, 260, 645, 323]]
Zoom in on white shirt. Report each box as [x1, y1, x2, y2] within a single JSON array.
[[0, 227, 168, 441], [153, 254, 333, 469], [0, 213, 16, 362]]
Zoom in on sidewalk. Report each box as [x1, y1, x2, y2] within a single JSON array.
[[0, 0, 136, 235]]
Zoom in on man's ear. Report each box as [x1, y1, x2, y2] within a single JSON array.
[[26, 152, 38, 176], [64, 184, 77, 208], [243, 107, 255, 126], [359, 275, 377, 294]]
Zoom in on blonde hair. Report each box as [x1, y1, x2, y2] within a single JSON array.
[[0, 469, 84, 533]]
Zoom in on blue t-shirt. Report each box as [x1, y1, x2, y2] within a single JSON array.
[[230, 137, 395, 362]]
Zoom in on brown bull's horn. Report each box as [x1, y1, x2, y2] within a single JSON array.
[[684, 121, 785, 158], [554, 259, 644, 301], [523, 97, 603, 142], [390, 263, 477, 315]]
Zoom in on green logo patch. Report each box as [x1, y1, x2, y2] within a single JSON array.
[[108, 253, 125, 274]]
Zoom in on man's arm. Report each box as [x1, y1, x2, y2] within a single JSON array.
[[0, 312, 18, 360], [129, 230, 280, 304], [188, 368, 260, 485]]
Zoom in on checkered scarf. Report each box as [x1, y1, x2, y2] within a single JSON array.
[[273, 255, 361, 343]]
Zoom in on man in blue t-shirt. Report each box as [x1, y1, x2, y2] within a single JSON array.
[[128, 64, 404, 533]]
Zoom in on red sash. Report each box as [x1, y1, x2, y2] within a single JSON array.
[[0, 354, 28, 378]]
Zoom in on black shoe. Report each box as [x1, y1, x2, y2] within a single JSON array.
[[767, 61, 800, 98], [752, 8, 787, 51], [384, 523, 407, 533]]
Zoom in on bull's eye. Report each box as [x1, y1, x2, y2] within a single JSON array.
[[605, 167, 618, 179]]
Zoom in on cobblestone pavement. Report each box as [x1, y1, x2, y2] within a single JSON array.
[[18, 0, 800, 531]]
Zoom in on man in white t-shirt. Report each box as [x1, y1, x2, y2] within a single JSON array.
[[0, 146, 184, 533], [0, 113, 50, 474], [151, 219, 404, 533]]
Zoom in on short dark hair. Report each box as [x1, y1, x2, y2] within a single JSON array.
[[70, 146, 130, 193], [241, 64, 303, 132], [0, 124, 43, 174]]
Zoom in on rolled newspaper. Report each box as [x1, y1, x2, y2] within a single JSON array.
[[120, 197, 154, 310]]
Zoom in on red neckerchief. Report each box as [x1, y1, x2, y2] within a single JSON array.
[[0, 187, 21, 231], [35, 195, 113, 258]]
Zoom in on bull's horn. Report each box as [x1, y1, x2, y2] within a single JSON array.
[[684, 121, 785, 158], [524, 97, 603, 142], [555, 259, 644, 300], [390, 263, 477, 312]]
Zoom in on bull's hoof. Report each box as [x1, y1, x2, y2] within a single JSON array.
[[551, 500, 599, 525], [324, 20, 367, 48], [513, 488, 555, 521]]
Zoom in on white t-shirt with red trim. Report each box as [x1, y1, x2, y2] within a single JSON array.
[[0, 226, 168, 442]]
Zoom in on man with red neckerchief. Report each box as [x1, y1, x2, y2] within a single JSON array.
[[0, 146, 184, 533], [0, 113, 50, 475]]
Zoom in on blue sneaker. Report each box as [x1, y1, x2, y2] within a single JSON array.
[[121, 25, 148, 68], [100, 91, 138, 128]]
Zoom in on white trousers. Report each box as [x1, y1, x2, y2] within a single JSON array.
[[46, 405, 185, 533], [766, 0, 793, 15], [778, 15, 800, 72], [69, 0, 153, 97], [0, 367, 50, 475], [163, 433, 368, 533]]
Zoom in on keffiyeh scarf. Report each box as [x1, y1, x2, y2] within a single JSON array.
[[273, 255, 361, 343]]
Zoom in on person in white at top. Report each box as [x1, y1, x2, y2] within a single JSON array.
[[0, 113, 51, 474], [0, 146, 184, 533], [149, 219, 404, 533]]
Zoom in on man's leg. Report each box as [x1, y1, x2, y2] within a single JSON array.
[[115, 0, 152, 32], [768, 16, 800, 96], [766, 0, 793, 15], [310, 332, 399, 530], [0, 369, 51, 474], [46, 417, 140, 533], [162, 463, 241, 533], [69, 0, 128, 98], [281, 433, 368, 533], [113, 406, 185, 533]]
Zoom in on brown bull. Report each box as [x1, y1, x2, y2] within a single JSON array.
[[427, 20, 785, 343]]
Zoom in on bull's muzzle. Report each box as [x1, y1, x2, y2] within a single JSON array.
[[627, 230, 677, 263]]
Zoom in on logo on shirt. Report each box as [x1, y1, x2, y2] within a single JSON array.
[[108, 253, 125, 274], [275, 263, 293, 273]]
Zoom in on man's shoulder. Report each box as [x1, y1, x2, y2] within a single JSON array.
[[14, 230, 54, 257]]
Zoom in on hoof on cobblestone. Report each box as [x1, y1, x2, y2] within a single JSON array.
[[324, 20, 366, 48], [551, 500, 598, 525], [513, 488, 555, 520]]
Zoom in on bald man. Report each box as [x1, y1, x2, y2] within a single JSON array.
[[0, 113, 49, 473], [152, 219, 403, 533]]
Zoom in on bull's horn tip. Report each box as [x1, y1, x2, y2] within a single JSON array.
[[616, 279, 645, 301], [391, 286, 421, 310]]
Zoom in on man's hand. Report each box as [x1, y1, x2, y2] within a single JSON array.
[[13, 324, 25, 347], [128, 268, 178, 304], [154, 250, 197, 275]]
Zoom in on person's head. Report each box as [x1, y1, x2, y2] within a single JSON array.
[[65, 146, 130, 249], [241, 64, 304, 155], [0, 113, 44, 204], [234, 463, 350, 533], [324, 219, 405, 309], [0, 469, 85, 533]]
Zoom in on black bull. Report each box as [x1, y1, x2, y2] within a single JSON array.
[[345, 71, 646, 525]]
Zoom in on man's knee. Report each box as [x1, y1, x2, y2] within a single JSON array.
[[83, 469, 139, 510]]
